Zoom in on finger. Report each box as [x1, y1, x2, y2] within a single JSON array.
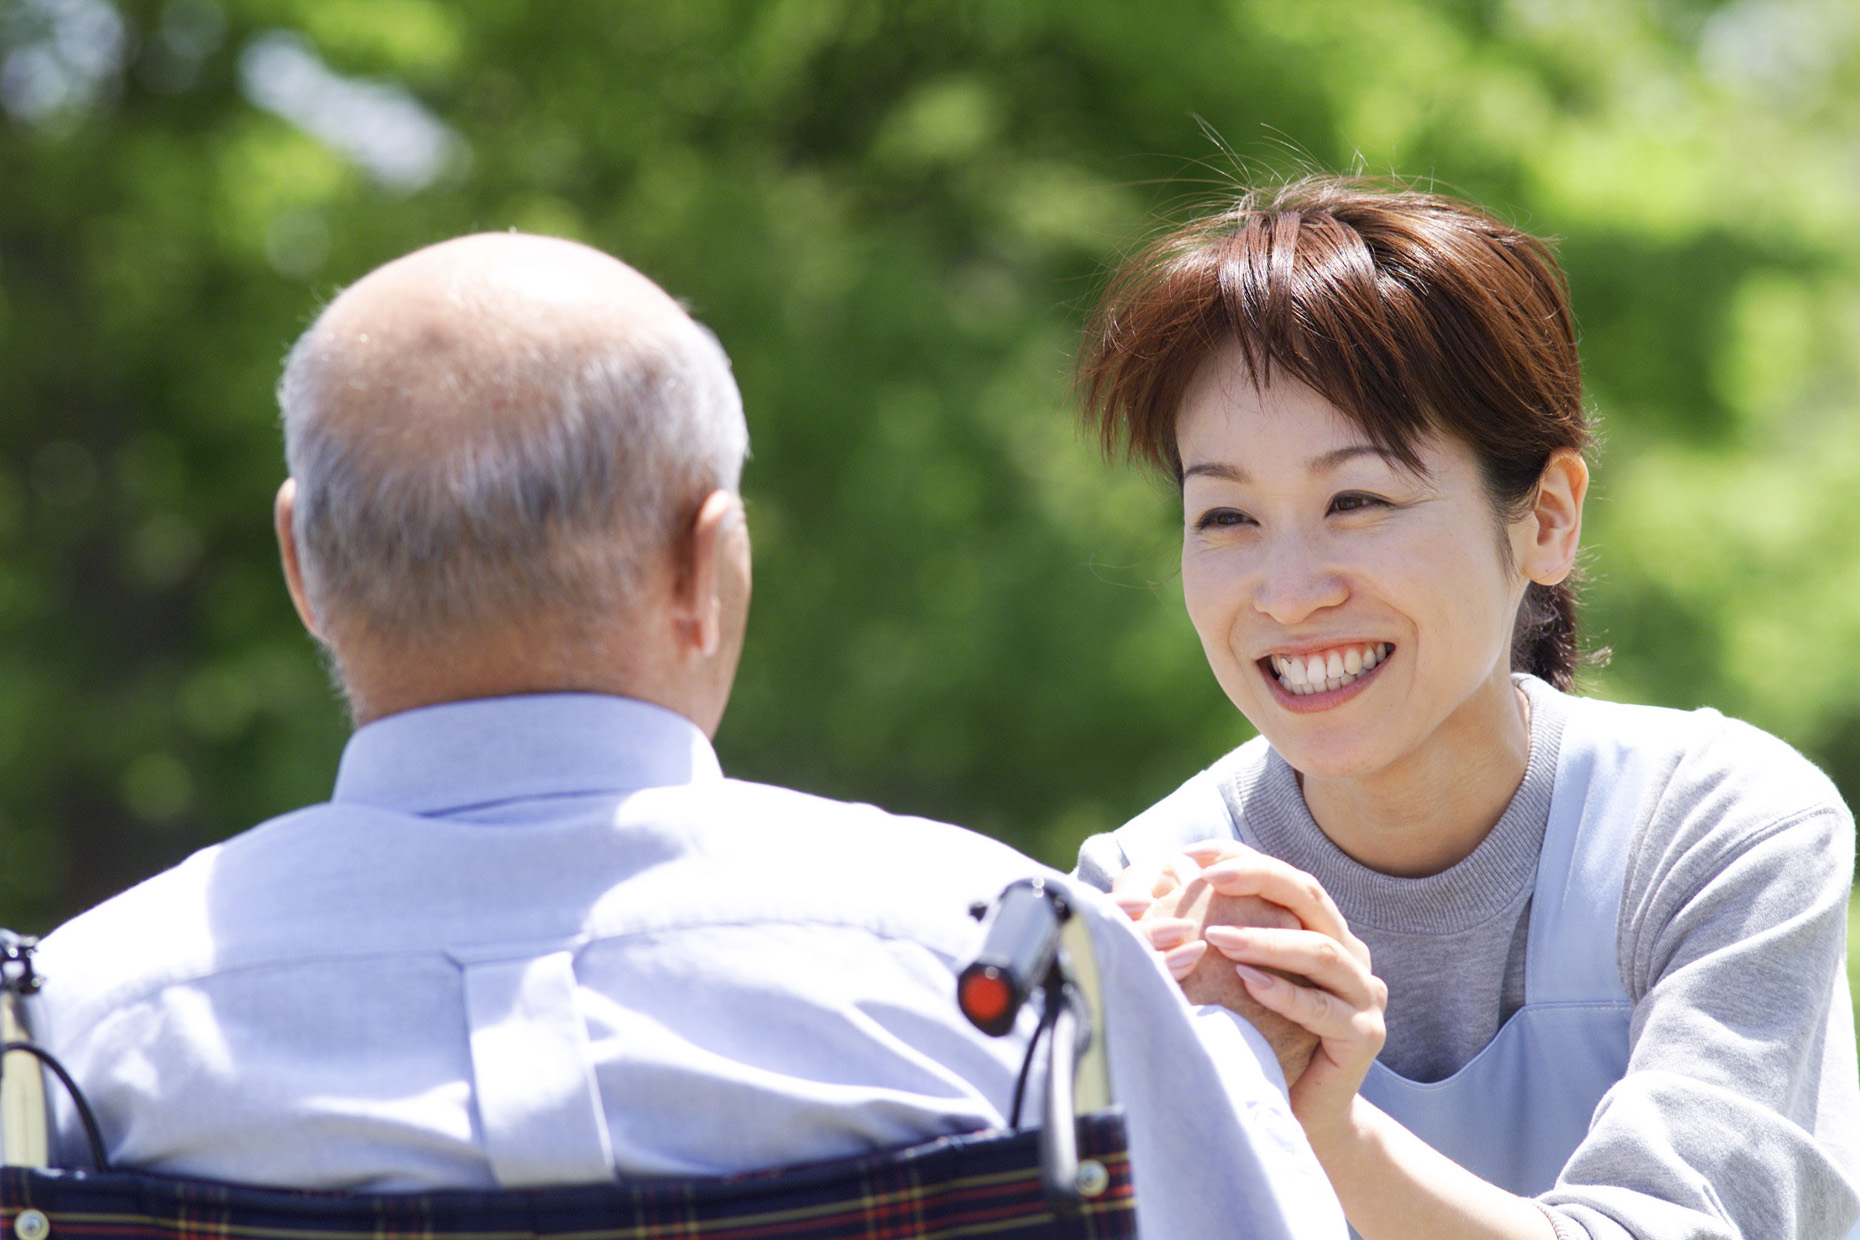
[[1147, 864, 1184, 899], [1182, 839, 1256, 866], [1204, 926, 1379, 1011], [1163, 939, 1208, 981], [1111, 860, 1181, 906], [1199, 853, 1343, 926], [1108, 868, 1157, 920], [1110, 892, 1152, 921], [1212, 931, 1380, 1020], [1234, 964, 1386, 1056], [1198, 855, 1356, 953], [1137, 917, 1199, 951]]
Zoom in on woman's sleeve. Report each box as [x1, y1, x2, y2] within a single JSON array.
[[1074, 832, 1132, 891], [1543, 721, 1860, 1240], [1073, 763, 1245, 891]]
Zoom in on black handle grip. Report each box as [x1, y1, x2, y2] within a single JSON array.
[[957, 878, 1070, 1036]]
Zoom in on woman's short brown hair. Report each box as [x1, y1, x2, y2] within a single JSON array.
[[1078, 175, 1593, 690]]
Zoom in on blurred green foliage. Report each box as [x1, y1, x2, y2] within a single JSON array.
[[0, 0, 1857, 991]]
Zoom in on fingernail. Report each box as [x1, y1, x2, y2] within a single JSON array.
[[1112, 895, 1151, 919], [1203, 925, 1252, 951], [1235, 963, 1275, 990], [1143, 919, 1197, 949], [1164, 940, 1208, 979]]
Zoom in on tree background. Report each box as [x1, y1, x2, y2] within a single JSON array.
[[0, 0, 1855, 1024]]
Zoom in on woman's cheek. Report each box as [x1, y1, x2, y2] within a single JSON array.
[[1179, 554, 1230, 645], [1179, 575, 1254, 708]]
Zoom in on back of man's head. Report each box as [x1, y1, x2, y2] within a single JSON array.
[[274, 234, 751, 726]]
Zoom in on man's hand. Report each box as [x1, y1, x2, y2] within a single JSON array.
[[1113, 846, 1320, 1084]]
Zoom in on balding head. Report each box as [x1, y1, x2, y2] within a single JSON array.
[[276, 233, 750, 723]]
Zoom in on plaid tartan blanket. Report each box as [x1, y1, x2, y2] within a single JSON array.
[[0, 1112, 1135, 1240]]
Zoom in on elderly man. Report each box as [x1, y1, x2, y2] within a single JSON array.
[[25, 234, 1342, 1237]]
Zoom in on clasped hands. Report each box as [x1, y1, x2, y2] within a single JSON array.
[[1111, 841, 1388, 1141]]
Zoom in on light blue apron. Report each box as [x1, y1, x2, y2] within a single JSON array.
[[1106, 696, 1858, 1231], [1357, 694, 1641, 1197]]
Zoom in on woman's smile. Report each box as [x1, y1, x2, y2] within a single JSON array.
[[1259, 642, 1395, 713], [1264, 642, 1392, 697]]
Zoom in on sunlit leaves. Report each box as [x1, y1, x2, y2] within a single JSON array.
[[0, 0, 1858, 935]]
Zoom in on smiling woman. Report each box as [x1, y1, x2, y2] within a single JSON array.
[[1072, 178, 1860, 1240]]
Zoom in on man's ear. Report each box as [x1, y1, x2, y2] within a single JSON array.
[[275, 478, 325, 640], [1517, 449, 1588, 587], [671, 490, 742, 658]]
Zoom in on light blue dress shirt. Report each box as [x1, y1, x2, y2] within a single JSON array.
[[29, 693, 1343, 1238]]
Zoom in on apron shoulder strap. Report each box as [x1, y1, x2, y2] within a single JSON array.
[[1528, 694, 1692, 1005]]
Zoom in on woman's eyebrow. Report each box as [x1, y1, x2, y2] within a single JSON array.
[[1309, 443, 1397, 473], [1181, 444, 1396, 484], [1181, 461, 1249, 483]]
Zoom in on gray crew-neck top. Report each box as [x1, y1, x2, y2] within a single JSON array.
[[1216, 677, 1567, 1081]]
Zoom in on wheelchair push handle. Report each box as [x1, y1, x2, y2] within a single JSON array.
[[957, 878, 1112, 1216], [958, 878, 1070, 1037]]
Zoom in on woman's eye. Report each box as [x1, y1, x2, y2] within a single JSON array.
[[1328, 492, 1388, 515], [1193, 507, 1253, 531]]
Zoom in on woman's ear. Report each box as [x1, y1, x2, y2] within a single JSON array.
[[1517, 449, 1588, 586]]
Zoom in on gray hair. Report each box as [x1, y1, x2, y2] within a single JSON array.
[[279, 309, 748, 642]]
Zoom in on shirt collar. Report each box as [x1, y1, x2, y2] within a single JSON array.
[[331, 693, 723, 816]]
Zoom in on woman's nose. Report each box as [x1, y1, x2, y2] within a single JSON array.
[[1251, 538, 1348, 625]]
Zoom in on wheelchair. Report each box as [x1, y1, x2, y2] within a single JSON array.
[[0, 880, 1135, 1240]]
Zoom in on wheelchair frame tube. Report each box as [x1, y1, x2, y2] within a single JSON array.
[[1, 987, 48, 1167], [1056, 915, 1110, 1112], [1039, 984, 1083, 1213]]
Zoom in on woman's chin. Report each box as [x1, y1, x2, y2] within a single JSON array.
[[1224, 685, 1381, 776], [1246, 712, 1400, 782]]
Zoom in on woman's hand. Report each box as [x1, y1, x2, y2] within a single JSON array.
[[1119, 846, 1550, 1239], [1110, 845, 1320, 1084], [1180, 841, 1387, 1143]]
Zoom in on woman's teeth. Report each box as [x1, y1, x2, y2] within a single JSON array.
[[1269, 644, 1389, 695]]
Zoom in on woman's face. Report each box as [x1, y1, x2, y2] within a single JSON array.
[[1176, 349, 1534, 782]]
